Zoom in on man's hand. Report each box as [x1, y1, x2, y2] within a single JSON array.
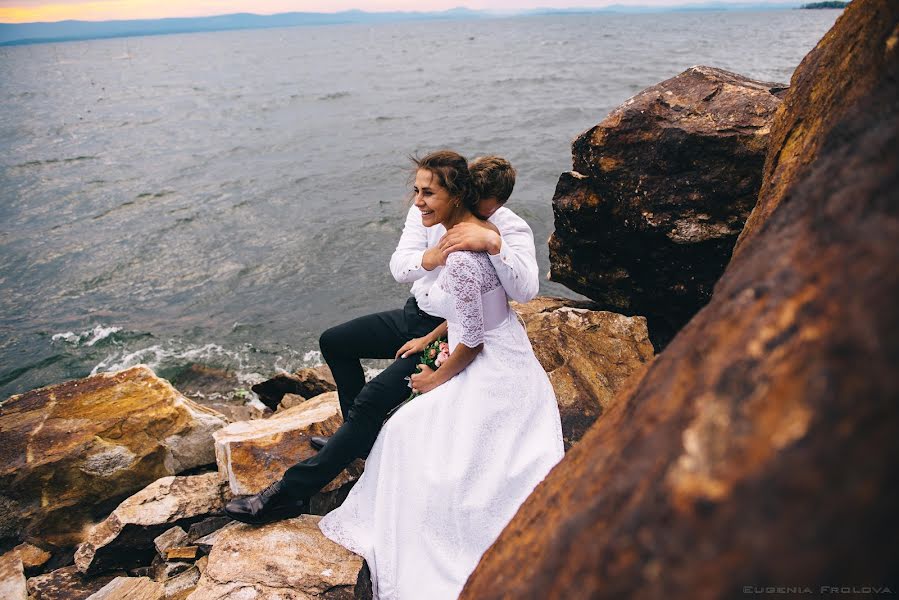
[[421, 246, 447, 271], [438, 221, 502, 256]]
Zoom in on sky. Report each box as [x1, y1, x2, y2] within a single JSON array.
[[0, 0, 795, 23]]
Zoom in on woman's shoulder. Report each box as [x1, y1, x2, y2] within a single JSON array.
[[445, 250, 490, 272]]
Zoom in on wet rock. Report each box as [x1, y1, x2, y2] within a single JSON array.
[[186, 515, 360, 600], [87, 576, 164, 600], [0, 549, 27, 599], [514, 298, 654, 449], [0, 366, 228, 548], [549, 65, 786, 348], [213, 392, 363, 505], [461, 2, 899, 597], [26, 565, 124, 600], [251, 366, 336, 411], [75, 473, 230, 576]]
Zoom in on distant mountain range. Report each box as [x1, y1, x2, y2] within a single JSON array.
[[0, 3, 811, 47]]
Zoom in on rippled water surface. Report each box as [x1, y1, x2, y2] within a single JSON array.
[[0, 10, 841, 397]]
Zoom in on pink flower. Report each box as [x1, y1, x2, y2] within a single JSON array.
[[435, 350, 450, 367], [428, 348, 437, 358], [439, 342, 449, 353]]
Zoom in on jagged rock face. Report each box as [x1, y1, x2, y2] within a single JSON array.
[[213, 392, 362, 504], [549, 65, 787, 348], [186, 515, 360, 600], [461, 2, 899, 597], [513, 298, 654, 450], [75, 473, 230, 576], [0, 366, 228, 549]]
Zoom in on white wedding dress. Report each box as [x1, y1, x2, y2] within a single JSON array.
[[319, 250, 564, 599]]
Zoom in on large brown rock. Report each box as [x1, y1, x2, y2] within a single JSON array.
[[212, 392, 363, 514], [461, 2, 899, 597], [0, 366, 228, 549], [185, 515, 360, 600], [75, 473, 230, 576], [549, 65, 787, 348], [514, 298, 654, 449]]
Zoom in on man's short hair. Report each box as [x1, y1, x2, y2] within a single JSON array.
[[469, 156, 516, 204]]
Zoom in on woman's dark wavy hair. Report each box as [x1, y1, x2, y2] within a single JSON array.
[[409, 150, 481, 218]]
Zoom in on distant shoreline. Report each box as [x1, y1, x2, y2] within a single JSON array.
[[0, 5, 806, 47]]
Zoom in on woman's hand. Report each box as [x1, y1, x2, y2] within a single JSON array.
[[410, 364, 440, 394], [395, 336, 431, 360]]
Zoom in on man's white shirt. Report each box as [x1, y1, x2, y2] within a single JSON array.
[[389, 205, 540, 315]]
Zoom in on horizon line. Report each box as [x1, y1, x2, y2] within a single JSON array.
[[0, 2, 810, 26]]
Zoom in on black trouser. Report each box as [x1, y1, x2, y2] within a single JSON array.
[[280, 297, 443, 499]]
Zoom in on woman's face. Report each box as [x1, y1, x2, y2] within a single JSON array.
[[413, 169, 459, 228]]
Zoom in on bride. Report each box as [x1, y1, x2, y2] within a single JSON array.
[[318, 150, 564, 599]]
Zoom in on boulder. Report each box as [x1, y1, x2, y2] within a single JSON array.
[[461, 2, 899, 597], [87, 576, 164, 600], [0, 366, 228, 548], [213, 392, 363, 514], [513, 298, 654, 449], [0, 549, 27, 600], [251, 366, 336, 411], [13, 541, 51, 576], [75, 473, 230, 575], [26, 565, 124, 600], [549, 65, 787, 348], [185, 515, 360, 600]]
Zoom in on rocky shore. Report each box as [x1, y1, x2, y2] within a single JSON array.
[[2, 0, 896, 596]]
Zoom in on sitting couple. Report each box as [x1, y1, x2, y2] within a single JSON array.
[[225, 151, 564, 599]]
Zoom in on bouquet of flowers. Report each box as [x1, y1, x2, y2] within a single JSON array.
[[386, 338, 449, 420]]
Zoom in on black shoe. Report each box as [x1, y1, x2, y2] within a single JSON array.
[[309, 435, 329, 451], [223, 480, 309, 525]]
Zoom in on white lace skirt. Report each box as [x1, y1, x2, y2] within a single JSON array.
[[318, 317, 564, 599]]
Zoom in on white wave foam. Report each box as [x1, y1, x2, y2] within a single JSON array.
[[52, 325, 122, 347]]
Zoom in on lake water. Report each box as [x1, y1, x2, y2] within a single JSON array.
[[0, 9, 841, 398]]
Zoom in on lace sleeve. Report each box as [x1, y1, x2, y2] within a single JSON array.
[[445, 252, 485, 348]]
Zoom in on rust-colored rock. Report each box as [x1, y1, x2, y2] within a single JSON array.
[[0, 366, 228, 548], [213, 392, 363, 511], [75, 473, 229, 576], [13, 541, 51, 575], [513, 298, 654, 449], [549, 65, 786, 348], [461, 2, 899, 597], [185, 515, 360, 600]]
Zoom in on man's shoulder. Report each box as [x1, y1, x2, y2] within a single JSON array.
[[489, 206, 532, 232]]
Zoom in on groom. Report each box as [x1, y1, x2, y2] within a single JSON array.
[[225, 156, 540, 524]]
